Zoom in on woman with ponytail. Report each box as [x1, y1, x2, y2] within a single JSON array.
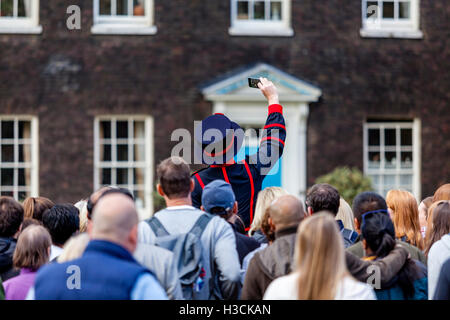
[[361, 210, 428, 300], [22, 197, 54, 221]]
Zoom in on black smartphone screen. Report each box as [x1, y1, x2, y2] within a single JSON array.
[[248, 78, 261, 88]]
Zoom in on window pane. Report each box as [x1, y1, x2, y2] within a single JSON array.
[[17, 0, 30, 17], [117, 144, 128, 161], [134, 144, 145, 161], [401, 152, 413, 168], [401, 128, 412, 146], [101, 168, 111, 185], [134, 121, 145, 139], [18, 121, 31, 139], [237, 1, 249, 20], [270, 1, 282, 21], [1, 191, 13, 197], [366, 1, 379, 18], [18, 144, 31, 163], [384, 152, 396, 168], [0, 0, 14, 17], [382, 1, 394, 18], [368, 152, 381, 168], [133, 168, 145, 185], [133, 0, 145, 16], [368, 128, 380, 146], [370, 174, 380, 187], [400, 174, 412, 186], [1, 169, 14, 186], [18, 168, 29, 186], [100, 121, 111, 139], [18, 191, 28, 202], [254, 1, 265, 20], [100, 0, 111, 15], [384, 128, 396, 146], [101, 144, 112, 161], [117, 0, 128, 15], [1, 144, 14, 162], [1, 121, 14, 139], [399, 1, 410, 19], [117, 168, 128, 184], [384, 174, 396, 186], [116, 121, 128, 139]]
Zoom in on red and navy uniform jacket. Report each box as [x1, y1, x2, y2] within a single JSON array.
[[191, 104, 286, 230]]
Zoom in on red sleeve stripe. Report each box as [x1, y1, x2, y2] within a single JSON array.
[[194, 173, 205, 189], [263, 123, 286, 130], [268, 104, 283, 115], [221, 167, 230, 184], [260, 136, 285, 146], [243, 160, 255, 226]]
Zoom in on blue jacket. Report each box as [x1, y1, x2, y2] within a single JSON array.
[[34, 240, 154, 300], [192, 104, 286, 229]]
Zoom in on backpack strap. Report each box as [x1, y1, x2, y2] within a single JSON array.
[[189, 213, 213, 239], [146, 217, 170, 237]]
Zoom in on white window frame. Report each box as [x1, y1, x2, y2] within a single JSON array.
[[0, 116, 39, 201], [0, 0, 42, 34], [363, 120, 421, 200], [229, 0, 293, 37], [360, 0, 422, 39], [94, 115, 154, 219], [91, 0, 157, 35]]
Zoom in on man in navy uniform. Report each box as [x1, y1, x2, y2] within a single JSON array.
[[192, 78, 286, 231]]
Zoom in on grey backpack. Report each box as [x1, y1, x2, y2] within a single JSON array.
[[146, 214, 213, 299]]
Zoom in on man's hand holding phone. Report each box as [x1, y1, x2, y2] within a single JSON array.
[[257, 77, 279, 105]]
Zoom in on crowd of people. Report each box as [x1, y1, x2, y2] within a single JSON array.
[[0, 156, 448, 300], [0, 79, 449, 300]]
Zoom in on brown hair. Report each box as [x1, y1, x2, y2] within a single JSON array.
[[23, 197, 54, 221], [386, 190, 424, 250], [433, 184, 450, 202], [260, 207, 275, 243], [21, 218, 43, 231], [295, 213, 349, 300], [157, 157, 191, 199], [13, 225, 51, 271], [424, 200, 450, 256]]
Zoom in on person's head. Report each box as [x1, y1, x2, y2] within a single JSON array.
[[418, 196, 433, 230], [294, 213, 348, 300], [335, 198, 355, 231], [305, 183, 340, 216], [267, 195, 307, 232], [87, 186, 133, 220], [361, 210, 396, 258], [57, 233, 90, 263], [352, 192, 388, 233], [0, 196, 24, 238], [20, 218, 42, 232], [91, 193, 139, 254], [249, 187, 289, 236], [13, 225, 51, 271], [386, 189, 424, 250], [42, 204, 80, 247], [74, 199, 89, 233], [156, 157, 193, 201], [22, 197, 54, 221], [424, 200, 450, 256], [201, 180, 237, 220], [433, 183, 450, 202]]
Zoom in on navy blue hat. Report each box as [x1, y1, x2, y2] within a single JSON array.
[[202, 180, 236, 214], [195, 113, 244, 165]]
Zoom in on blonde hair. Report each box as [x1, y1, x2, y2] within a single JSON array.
[[23, 197, 54, 221], [74, 200, 89, 233], [335, 198, 355, 231], [57, 233, 90, 263], [248, 187, 289, 236], [386, 189, 424, 250], [13, 225, 51, 270], [295, 212, 349, 300]]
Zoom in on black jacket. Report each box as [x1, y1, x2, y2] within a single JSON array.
[[0, 237, 19, 281], [233, 228, 261, 266]]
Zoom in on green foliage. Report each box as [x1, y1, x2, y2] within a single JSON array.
[[315, 167, 373, 206]]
